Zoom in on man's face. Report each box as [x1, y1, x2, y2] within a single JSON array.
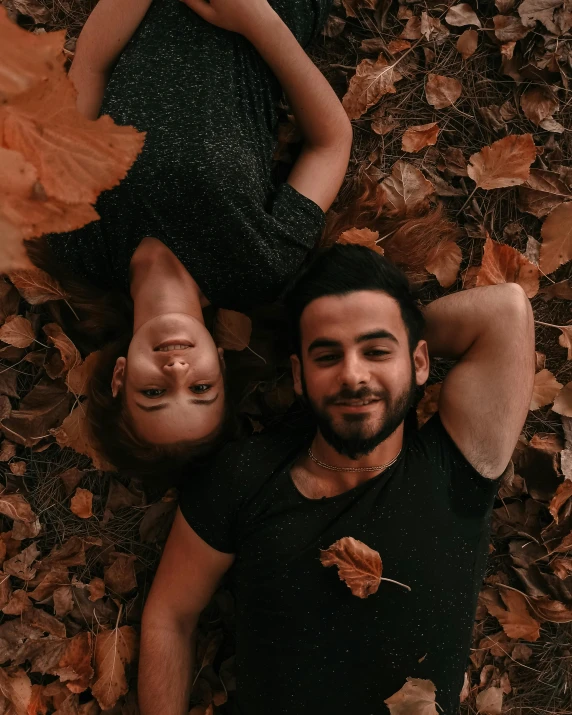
[[291, 291, 430, 459]]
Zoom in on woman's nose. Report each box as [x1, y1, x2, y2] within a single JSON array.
[[163, 359, 189, 373]]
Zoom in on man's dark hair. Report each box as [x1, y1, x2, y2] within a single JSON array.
[[284, 244, 426, 356]]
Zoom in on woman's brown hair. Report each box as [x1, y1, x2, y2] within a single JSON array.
[[25, 239, 234, 483]]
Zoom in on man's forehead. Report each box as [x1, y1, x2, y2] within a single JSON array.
[[300, 291, 404, 334]]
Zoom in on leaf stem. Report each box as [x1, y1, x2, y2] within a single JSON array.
[[381, 576, 411, 592]]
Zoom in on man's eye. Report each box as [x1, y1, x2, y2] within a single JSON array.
[[316, 354, 339, 363], [141, 388, 165, 398], [366, 350, 390, 357], [191, 384, 211, 394]]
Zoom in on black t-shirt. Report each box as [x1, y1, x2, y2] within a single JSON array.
[[179, 413, 500, 715], [46, 0, 331, 312]]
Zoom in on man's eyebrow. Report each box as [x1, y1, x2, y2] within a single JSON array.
[[308, 330, 399, 353], [134, 393, 220, 411]]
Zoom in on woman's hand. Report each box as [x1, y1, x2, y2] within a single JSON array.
[[179, 0, 275, 39]]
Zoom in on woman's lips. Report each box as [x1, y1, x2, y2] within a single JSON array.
[[153, 340, 194, 351]]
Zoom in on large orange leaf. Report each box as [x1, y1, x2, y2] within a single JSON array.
[[425, 240, 462, 287], [480, 587, 541, 640], [342, 55, 403, 120], [384, 678, 439, 715], [8, 268, 69, 304], [467, 135, 536, 189], [378, 160, 435, 217], [539, 202, 572, 275], [530, 369, 562, 410], [91, 626, 138, 710], [52, 404, 114, 472], [476, 236, 539, 298]]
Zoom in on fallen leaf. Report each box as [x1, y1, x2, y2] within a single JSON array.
[[401, 123, 439, 153], [57, 631, 93, 693], [322, 14, 346, 38], [0, 492, 36, 523], [320, 536, 381, 598], [528, 597, 572, 622], [539, 202, 572, 275], [42, 537, 91, 568], [378, 160, 435, 217], [338, 227, 382, 254], [70, 488, 93, 519], [88, 577, 105, 602], [104, 552, 137, 595], [27, 684, 49, 715], [530, 369, 563, 410], [0, 570, 13, 610], [445, 3, 481, 27], [384, 677, 439, 715], [104, 478, 145, 514], [551, 557, 572, 580], [480, 587, 541, 640], [0, 315, 35, 348], [476, 236, 539, 298], [65, 351, 101, 397], [0, 667, 32, 715], [58, 467, 84, 497], [29, 567, 69, 601], [518, 170, 572, 219], [457, 29, 478, 59], [213, 310, 252, 352], [476, 686, 503, 715], [3, 541, 40, 581], [8, 460, 26, 476], [91, 626, 138, 710], [520, 86, 559, 126], [2, 588, 31, 615], [8, 268, 68, 305], [342, 0, 377, 18], [51, 403, 114, 471], [387, 39, 411, 54], [0, 368, 18, 399], [518, 0, 563, 32], [549, 480, 572, 522], [553, 382, 572, 417], [400, 16, 422, 40], [493, 14, 530, 41], [43, 324, 81, 374], [425, 74, 462, 109], [416, 383, 441, 427], [342, 55, 403, 120], [467, 135, 536, 189], [425, 241, 462, 287], [420, 12, 450, 43], [1, 379, 72, 447]]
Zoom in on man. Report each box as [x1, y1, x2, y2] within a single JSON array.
[[139, 245, 535, 715]]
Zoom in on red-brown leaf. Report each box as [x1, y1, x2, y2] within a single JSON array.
[[320, 536, 381, 598]]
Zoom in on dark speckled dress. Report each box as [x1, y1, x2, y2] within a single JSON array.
[[47, 0, 333, 311]]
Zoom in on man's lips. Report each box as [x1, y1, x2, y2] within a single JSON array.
[[331, 398, 381, 410]]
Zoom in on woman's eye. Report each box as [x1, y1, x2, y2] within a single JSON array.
[[141, 388, 165, 398], [191, 384, 211, 394]]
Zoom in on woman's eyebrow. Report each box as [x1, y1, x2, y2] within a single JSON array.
[[190, 394, 219, 406]]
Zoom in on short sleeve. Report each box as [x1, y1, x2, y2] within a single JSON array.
[[178, 460, 239, 554], [269, 182, 326, 238]]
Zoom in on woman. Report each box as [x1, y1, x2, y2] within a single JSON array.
[[28, 0, 352, 478]]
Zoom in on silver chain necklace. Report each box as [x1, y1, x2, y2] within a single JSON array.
[[307, 446, 402, 473]]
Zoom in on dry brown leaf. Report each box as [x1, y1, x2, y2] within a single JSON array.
[[530, 369, 563, 410], [0, 492, 36, 523], [58, 467, 84, 497], [420, 13, 450, 42], [493, 14, 530, 41], [518, 0, 563, 32], [425, 241, 462, 288], [518, 170, 572, 219], [342, 55, 403, 120], [42, 536, 91, 569], [425, 74, 462, 109], [378, 160, 435, 217], [70, 488, 93, 519], [342, 0, 377, 18], [29, 567, 69, 601], [0, 666, 32, 715], [457, 29, 478, 59], [0, 368, 19, 399], [320, 536, 381, 598], [400, 16, 422, 40], [57, 632, 93, 694], [445, 3, 481, 27], [476, 686, 503, 715], [338, 227, 382, 254], [3, 541, 40, 581], [416, 383, 441, 427], [322, 15, 346, 38], [476, 236, 539, 298], [0, 315, 35, 348], [88, 577, 105, 602], [65, 351, 101, 397], [520, 86, 559, 126], [549, 480, 572, 523], [2, 588, 31, 615], [384, 678, 439, 715], [42, 324, 81, 374], [8, 268, 68, 305], [528, 597, 572, 623], [401, 123, 439, 153], [91, 626, 138, 710], [0, 570, 13, 610], [52, 586, 74, 619], [27, 684, 48, 715], [481, 587, 541, 640], [213, 309, 252, 352], [1, 379, 72, 448], [551, 558, 572, 580], [553, 382, 572, 417], [539, 202, 572, 275], [104, 552, 137, 595], [8, 461, 26, 476], [52, 404, 114, 472], [467, 135, 536, 190], [387, 39, 411, 54]]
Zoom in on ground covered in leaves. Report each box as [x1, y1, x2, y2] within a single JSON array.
[[0, 0, 572, 713]]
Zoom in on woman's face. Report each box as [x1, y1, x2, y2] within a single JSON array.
[[111, 313, 225, 444]]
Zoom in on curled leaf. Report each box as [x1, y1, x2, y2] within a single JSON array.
[[320, 536, 381, 598]]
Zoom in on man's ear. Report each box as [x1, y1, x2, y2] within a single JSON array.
[[111, 357, 127, 398], [291, 354, 303, 397], [413, 340, 430, 386]]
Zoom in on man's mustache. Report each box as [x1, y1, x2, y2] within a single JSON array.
[[324, 387, 388, 406]]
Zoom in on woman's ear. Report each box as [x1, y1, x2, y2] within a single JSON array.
[[291, 354, 303, 397], [111, 357, 127, 398]]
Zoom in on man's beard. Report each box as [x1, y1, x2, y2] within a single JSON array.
[[301, 365, 417, 460]]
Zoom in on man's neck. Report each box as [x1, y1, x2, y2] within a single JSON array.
[[291, 425, 404, 499]]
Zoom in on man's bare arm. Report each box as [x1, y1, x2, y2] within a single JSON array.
[[69, 0, 154, 119], [423, 283, 535, 479], [139, 509, 234, 715]]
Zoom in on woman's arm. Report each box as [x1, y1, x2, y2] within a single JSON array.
[[181, 0, 352, 212], [69, 0, 154, 119]]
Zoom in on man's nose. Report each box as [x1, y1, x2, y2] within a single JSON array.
[[338, 353, 368, 388]]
